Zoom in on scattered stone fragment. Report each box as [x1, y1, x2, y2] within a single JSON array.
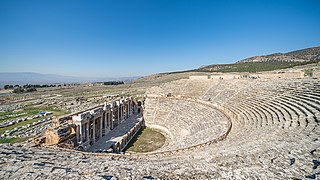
[[290, 158, 295, 166], [305, 174, 316, 179], [312, 160, 320, 169]]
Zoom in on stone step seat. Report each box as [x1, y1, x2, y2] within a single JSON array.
[[166, 127, 226, 150], [202, 86, 224, 96], [227, 97, 302, 130], [268, 100, 297, 129], [214, 90, 236, 104], [282, 95, 318, 118], [254, 101, 282, 126], [155, 110, 171, 119], [171, 112, 227, 135], [273, 98, 308, 128], [230, 131, 280, 148], [241, 100, 279, 127], [276, 98, 317, 129], [261, 102, 284, 125], [235, 106, 259, 130], [294, 94, 320, 113], [231, 100, 281, 129], [241, 98, 278, 125], [225, 103, 259, 130], [224, 103, 260, 131], [180, 81, 212, 96], [301, 92, 320, 100], [264, 101, 291, 129], [234, 101, 267, 128], [264, 99, 304, 129], [213, 129, 285, 155], [223, 81, 319, 131], [141, 79, 320, 169], [244, 102, 290, 131], [222, 104, 247, 127], [144, 98, 231, 151], [280, 96, 319, 128]]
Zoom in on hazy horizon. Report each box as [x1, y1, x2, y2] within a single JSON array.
[[1, 0, 320, 77], [0, 71, 141, 79], [0, 72, 142, 88]]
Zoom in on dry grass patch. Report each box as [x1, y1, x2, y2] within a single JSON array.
[[125, 127, 165, 153]]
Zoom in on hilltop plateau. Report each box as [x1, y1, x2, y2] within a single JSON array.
[[237, 46, 320, 63]]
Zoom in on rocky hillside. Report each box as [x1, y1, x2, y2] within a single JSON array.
[[237, 46, 320, 63]]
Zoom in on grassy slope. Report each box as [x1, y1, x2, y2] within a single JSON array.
[[125, 127, 166, 153], [164, 60, 319, 74], [199, 61, 319, 73]]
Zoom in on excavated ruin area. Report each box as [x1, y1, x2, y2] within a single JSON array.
[[0, 78, 319, 179]]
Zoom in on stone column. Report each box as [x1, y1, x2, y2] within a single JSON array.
[[126, 103, 129, 118], [110, 110, 114, 129], [124, 104, 127, 119], [86, 122, 89, 144], [76, 125, 80, 144], [109, 111, 113, 129], [122, 105, 125, 120], [131, 101, 134, 115], [93, 119, 96, 143], [129, 101, 132, 116], [120, 105, 123, 121], [117, 106, 120, 125], [123, 105, 125, 120], [104, 112, 107, 135], [80, 124, 83, 143], [100, 115, 103, 138]]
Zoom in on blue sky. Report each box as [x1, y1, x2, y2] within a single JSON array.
[[0, 0, 319, 77]]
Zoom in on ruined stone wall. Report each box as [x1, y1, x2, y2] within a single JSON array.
[[258, 71, 303, 79], [189, 75, 210, 80], [206, 71, 303, 80], [115, 117, 145, 153]]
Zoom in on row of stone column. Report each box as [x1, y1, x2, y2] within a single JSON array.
[[74, 98, 136, 148]]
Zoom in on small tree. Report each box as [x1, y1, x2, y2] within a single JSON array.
[[13, 87, 24, 93], [4, 85, 10, 89], [25, 87, 37, 92]]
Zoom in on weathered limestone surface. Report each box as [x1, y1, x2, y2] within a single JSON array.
[[0, 78, 320, 179]]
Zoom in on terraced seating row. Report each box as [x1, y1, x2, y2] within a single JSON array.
[[145, 78, 319, 158], [144, 98, 230, 151], [216, 79, 320, 157], [180, 80, 214, 98]]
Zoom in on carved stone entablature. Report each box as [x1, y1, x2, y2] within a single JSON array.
[[91, 107, 103, 118], [103, 103, 112, 111], [92, 111, 102, 119], [106, 104, 111, 110], [80, 112, 91, 123], [115, 100, 120, 107]]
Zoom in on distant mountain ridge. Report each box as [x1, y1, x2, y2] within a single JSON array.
[[0, 72, 139, 88], [237, 46, 320, 63], [191, 46, 320, 73]]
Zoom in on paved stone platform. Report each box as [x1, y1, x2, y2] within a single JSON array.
[[87, 114, 142, 152]]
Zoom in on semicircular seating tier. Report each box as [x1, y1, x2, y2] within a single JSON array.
[[143, 98, 230, 152], [1, 78, 319, 179]]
